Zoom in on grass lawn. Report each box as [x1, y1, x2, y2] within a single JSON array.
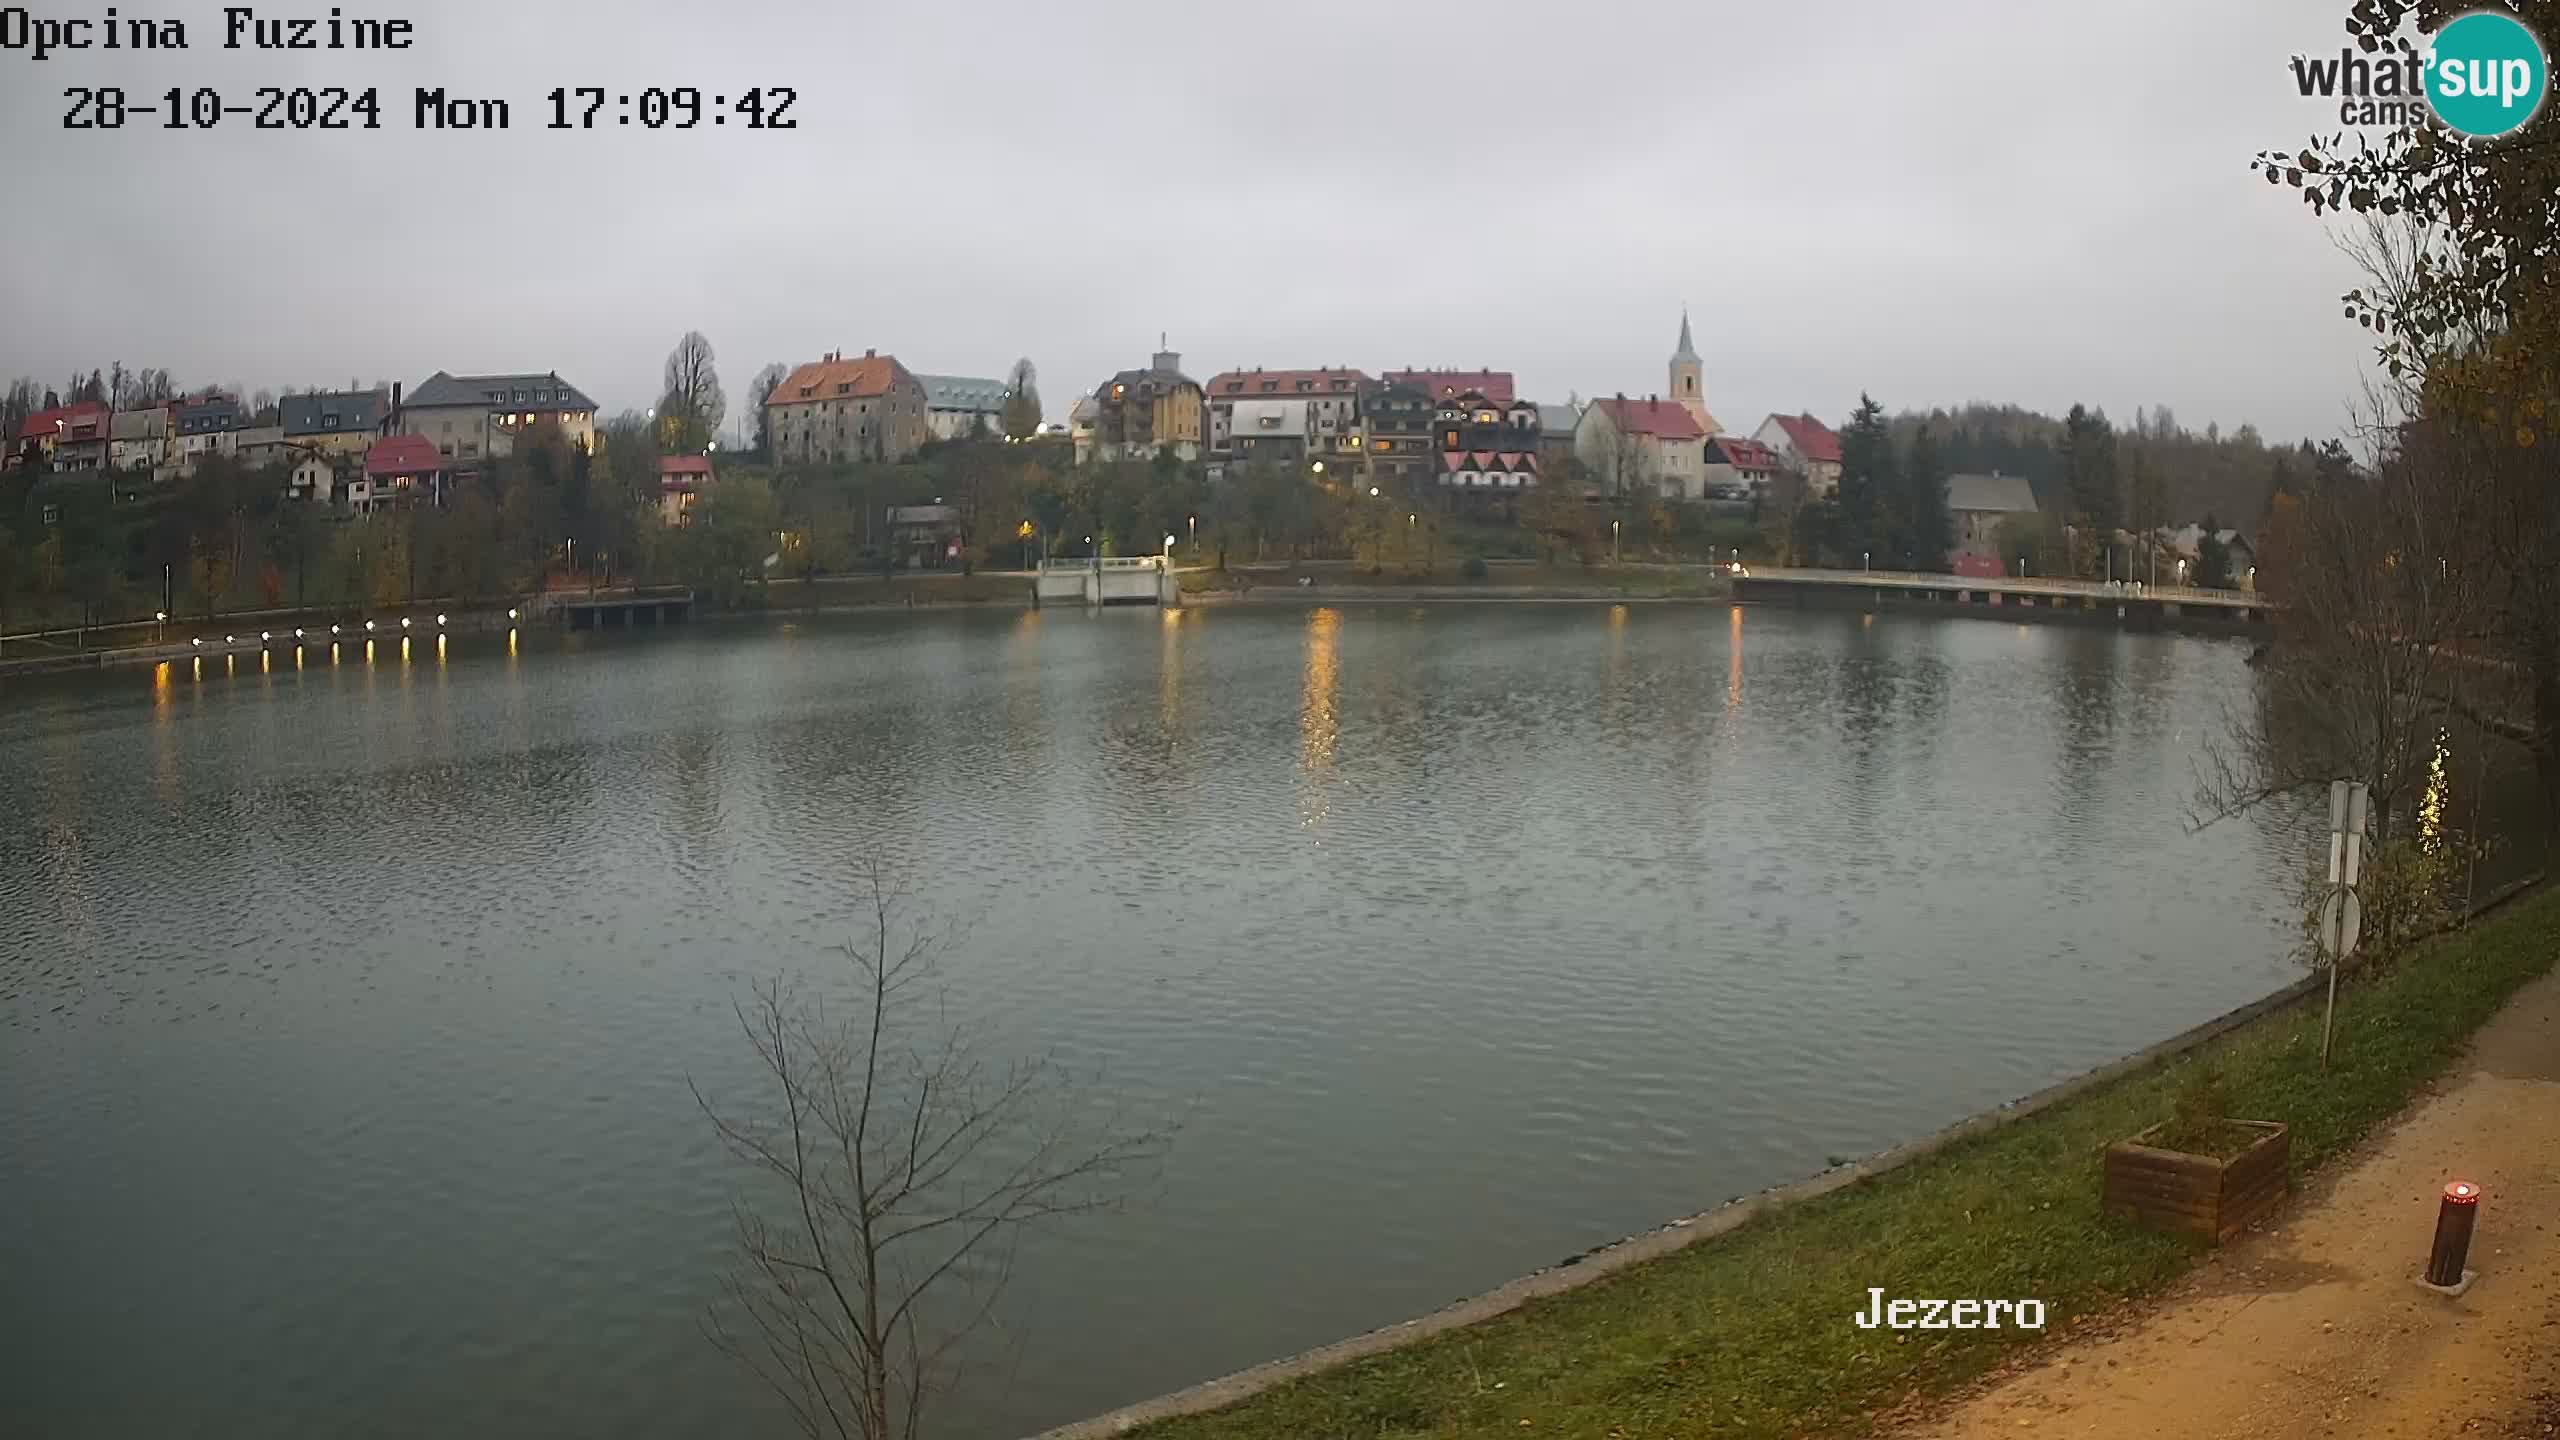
[[1126, 885, 2560, 1440]]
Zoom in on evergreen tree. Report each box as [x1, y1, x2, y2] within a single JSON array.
[[1834, 393, 1895, 565], [2061, 404, 2119, 534], [1899, 423, 1954, 572]]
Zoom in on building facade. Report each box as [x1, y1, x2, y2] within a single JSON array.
[[1087, 342, 1204, 463], [1947, 472, 2039, 562], [1361, 379, 1436, 494], [398, 371, 599, 466], [172, 394, 245, 466], [1754, 412, 1844, 496], [915, 374, 1010, 442], [1702, 434, 1782, 501], [281, 389, 391, 458], [1224, 398, 1316, 468], [767, 350, 930, 464], [110, 407, 171, 475], [1432, 390, 1543, 509], [659, 455, 713, 525], [11, 402, 113, 471], [1204, 367, 1368, 474], [1577, 396, 1707, 498]]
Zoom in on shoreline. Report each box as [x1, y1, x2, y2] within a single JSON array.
[[1034, 872, 2551, 1440]]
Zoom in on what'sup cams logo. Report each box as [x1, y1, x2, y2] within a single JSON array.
[[2291, 9, 2549, 138]]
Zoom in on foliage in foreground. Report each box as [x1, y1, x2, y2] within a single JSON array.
[[1131, 886, 2560, 1440]]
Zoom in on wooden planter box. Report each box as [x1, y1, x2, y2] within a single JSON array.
[[2102, 1121, 2289, 1243]]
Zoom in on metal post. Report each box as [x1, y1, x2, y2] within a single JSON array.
[[2425, 1181, 2480, 1287]]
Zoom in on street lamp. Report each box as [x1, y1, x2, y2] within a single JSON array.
[[1613, 517, 1622, 564], [1367, 486, 1380, 498], [1863, 550, 1871, 572], [1311, 461, 1326, 475]]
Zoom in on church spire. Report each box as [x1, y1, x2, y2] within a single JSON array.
[[1673, 306, 1699, 363]]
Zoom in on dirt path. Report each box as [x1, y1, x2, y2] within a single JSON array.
[[1904, 966, 2560, 1439]]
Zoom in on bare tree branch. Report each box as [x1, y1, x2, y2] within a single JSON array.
[[693, 855, 1169, 1440]]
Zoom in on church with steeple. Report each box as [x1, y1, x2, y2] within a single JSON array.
[[1670, 308, 1720, 437]]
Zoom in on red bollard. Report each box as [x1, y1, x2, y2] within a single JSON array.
[[2424, 1180, 2481, 1289]]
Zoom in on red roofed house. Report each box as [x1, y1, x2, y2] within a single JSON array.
[[1380, 369, 1515, 406], [1576, 394, 1708, 499], [1702, 435, 1784, 501], [766, 349, 929, 464], [659, 454, 714, 526], [1753, 412, 1844, 497], [9, 401, 112, 472], [351, 434, 444, 514], [1203, 367, 1370, 474]]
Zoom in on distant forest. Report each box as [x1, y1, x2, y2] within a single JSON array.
[[1883, 402, 2332, 537]]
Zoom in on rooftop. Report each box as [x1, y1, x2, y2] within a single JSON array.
[[916, 374, 1009, 411], [16, 401, 110, 442], [1591, 396, 1706, 442], [281, 389, 389, 437], [773, 352, 911, 406], [1765, 412, 1842, 465], [1206, 367, 1372, 398], [409, 372, 597, 412], [1381, 369, 1515, 405], [1947, 472, 2039, 514], [365, 434, 443, 476], [1707, 435, 1783, 470]]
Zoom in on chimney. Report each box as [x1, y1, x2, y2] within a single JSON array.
[[391, 381, 403, 432], [865, 348, 876, 359]]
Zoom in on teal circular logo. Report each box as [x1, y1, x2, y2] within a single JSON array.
[[2426, 12, 2549, 137]]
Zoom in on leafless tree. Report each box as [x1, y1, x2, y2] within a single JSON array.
[[693, 859, 1166, 1440], [749, 362, 790, 458], [2192, 419, 2491, 850], [662, 331, 727, 453], [1001, 358, 1042, 441]]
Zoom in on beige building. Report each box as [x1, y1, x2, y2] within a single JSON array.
[[1576, 396, 1707, 499], [282, 389, 391, 459], [398, 371, 599, 466], [1087, 341, 1204, 464], [767, 350, 930, 464]]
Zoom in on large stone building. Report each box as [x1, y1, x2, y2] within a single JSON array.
[[766, 350, 931, 464], [1086, 341, 1203, 463], [397, 371, 598, 466]]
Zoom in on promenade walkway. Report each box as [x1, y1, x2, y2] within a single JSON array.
[[1903, 964, 2560, 1439]]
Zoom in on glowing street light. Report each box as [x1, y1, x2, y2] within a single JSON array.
[[400, 617, 413, 630], [1368, 486, 1380, 499]]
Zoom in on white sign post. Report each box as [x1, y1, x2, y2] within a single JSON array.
[[2319, 779, 2369, 1069]]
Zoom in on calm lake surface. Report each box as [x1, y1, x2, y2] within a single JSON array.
[[0, 603, 2418, 1437]]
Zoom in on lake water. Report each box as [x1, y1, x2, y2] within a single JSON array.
[[0, 603, 2386, 1437]]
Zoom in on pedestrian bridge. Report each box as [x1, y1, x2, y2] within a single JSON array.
[[1732, 567, 2270, 633], [1034, 557, 1180, 608]]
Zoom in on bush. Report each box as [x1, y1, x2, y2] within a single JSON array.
[[1460, 555, 1489, 581]]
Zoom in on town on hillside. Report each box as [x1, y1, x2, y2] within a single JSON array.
[[2, 314, 2297, 625]]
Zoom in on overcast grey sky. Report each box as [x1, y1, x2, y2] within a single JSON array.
[[2, 0, 2375, 441]]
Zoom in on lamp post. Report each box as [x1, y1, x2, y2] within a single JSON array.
[[1613, 517, 1622, 565], [1863, 550, 1871, 572]]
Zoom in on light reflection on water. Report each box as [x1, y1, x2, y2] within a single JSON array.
[[2, 605, 2495, 1440]]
